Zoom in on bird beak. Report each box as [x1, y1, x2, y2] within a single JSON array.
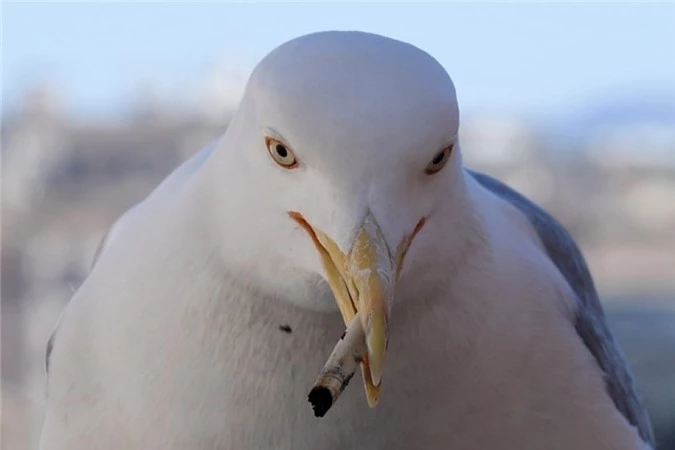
[[289, 211, 424, 407]]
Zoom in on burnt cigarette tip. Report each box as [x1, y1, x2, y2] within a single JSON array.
[[308, 386, 333, 418]]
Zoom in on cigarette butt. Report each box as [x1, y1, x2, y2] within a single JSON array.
[[308, 315, 367, 417]]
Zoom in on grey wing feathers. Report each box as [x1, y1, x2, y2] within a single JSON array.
[[469, 170, 655, 447]]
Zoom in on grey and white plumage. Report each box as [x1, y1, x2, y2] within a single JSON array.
[[470, 171, 655, 446], [40, 31, 654, 449]]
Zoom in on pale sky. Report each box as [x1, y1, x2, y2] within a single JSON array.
[[3, 2, 675, 122]]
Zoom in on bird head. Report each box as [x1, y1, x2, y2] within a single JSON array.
[[211, 31, 463, 407]]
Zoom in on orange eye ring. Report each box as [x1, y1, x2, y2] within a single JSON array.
[[266, 137, 299, 169], [424, 144, 453, 175]]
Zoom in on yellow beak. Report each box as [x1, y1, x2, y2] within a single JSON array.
[[289, 211, 424, 407], [345, 213, 392, 390]]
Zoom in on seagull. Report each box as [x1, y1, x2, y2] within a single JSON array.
[[40, 31, 654, 449]]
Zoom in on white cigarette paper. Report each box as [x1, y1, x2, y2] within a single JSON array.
[[308, 315, 367, 417]]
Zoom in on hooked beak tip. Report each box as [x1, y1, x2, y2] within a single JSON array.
[[290, 211, 426, 407]]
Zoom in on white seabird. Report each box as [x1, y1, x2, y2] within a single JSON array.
[[40, 31, 655, 449]]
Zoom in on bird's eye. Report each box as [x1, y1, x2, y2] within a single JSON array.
[[266, 137, 298, 169], [424, 145, 453, 175]]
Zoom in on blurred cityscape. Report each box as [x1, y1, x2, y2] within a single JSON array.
[[2, 80, 675, 449]]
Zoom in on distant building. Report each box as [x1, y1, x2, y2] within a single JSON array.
[[461, 116, 557, 207], [585, 122, 675, 171], [2, 83, 229, 313]]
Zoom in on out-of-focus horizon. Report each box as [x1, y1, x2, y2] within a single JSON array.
[[4, 3, 675, 121], [2, 3, 674, 450]]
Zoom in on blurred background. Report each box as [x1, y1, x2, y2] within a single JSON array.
[[2, 2, 674, 449]]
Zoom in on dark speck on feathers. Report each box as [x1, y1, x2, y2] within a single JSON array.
[[340, 330, 346, 340], [279, 324, 292, 333]]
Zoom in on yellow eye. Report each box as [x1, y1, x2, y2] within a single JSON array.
[[266, 137, 298, 169], [424, 145, 453, 175]]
